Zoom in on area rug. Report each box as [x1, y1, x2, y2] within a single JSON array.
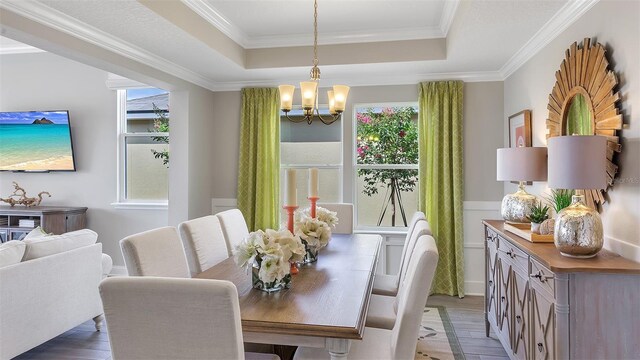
[[416, 306, 465, 360]]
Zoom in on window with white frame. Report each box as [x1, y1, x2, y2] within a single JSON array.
[[116, 88, 169, 204], [280, 108, 342, 221], [354, 103, 419, 229]]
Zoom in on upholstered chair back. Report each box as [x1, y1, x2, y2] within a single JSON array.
[[119, 227, 189, 278], [100, 277, 245, 360], [317, 203, 353, 234], [391, 235, 439, 359], [216, 209, 250, 256], [397, 219, 431, 286], [178, 215, 230, 276]]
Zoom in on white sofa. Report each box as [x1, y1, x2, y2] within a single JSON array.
[[0, 230, 112, 360]]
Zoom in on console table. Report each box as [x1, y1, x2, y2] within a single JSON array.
[[483, 220, 640, 360], [0, 206, 87, 242]]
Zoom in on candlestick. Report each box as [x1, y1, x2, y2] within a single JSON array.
[[308, 196, 319, 218], [308, 168, 319, 197], [283, 205, 299, 275], [285, 169, 297, 206]]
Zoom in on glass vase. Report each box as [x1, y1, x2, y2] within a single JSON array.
[[251, 262, 291, 292], [302, 241, 319, 264]]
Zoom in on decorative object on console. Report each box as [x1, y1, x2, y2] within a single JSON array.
[[0, 182, 50, 207], [278, 0, 349, 125], [233, 228, 304, 292], [539, 218, 555, 235], [548, 135, 607, 258], [508, 110, 532, 148], [546, 38, 623, 210], [527, 203, 549, 234], [496, 147, 547, 223], [546, 188, 574, 216]]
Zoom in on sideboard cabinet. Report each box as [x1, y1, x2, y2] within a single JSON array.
[[483, 220, 640, 360], [0, 206, 87, 242]]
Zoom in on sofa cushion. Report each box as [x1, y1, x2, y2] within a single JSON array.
[[0, 240, 27, 268], [23, 226, 50, 240], [23, 229, 98, 261]]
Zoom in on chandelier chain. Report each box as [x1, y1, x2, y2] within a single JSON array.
[[313, 0, 318, 66]]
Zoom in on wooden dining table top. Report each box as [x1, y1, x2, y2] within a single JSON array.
[[195, 233, 382, 340]]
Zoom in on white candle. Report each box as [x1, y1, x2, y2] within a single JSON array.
[[309, 168, 319, 197], [285, 169, 297, 206]]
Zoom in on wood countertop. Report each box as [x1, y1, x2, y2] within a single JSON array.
[[484, 220, 640, 275]]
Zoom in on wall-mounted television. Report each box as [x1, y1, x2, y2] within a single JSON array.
[[0, 111, 76, 172]]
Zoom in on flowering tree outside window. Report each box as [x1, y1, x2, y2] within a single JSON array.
[[356, 106, 418, 227]]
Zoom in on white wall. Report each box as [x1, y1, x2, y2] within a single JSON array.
[[504, 0, 640, 261], [210, 82, 505, 294], [0, 52, 168, 264]]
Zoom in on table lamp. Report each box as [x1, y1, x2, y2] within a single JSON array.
[[496, 147, 548, 223], [548, 135, 607, 258]]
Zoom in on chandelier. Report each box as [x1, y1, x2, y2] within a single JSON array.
[[278, 0, 350, 125]]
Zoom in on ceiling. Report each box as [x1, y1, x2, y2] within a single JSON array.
[[0, 0, 599, 91]]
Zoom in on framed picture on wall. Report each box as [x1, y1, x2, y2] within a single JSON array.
[[508, 110, 532, 148]]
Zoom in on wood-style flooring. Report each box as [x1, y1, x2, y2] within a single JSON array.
[[16, 295, 508, 360]]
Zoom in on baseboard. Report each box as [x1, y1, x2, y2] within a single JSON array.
[[604, 235, 640, 263], [110, 265, 128, 276], [464, 280, 485, 296]]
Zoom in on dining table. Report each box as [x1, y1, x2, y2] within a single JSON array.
[[195, 233, 382, 360]]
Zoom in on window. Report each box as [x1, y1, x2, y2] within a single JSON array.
[[116, 88, 169, 206], [280, 108, 342, 221], [354, 104, 419, 229]]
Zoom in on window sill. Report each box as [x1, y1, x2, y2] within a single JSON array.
[[111, 202, 168, 210]]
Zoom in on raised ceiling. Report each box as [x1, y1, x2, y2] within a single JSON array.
[[0, 0, 599, 91]]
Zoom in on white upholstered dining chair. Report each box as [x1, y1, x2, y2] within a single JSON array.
[[119, 227, 189, 278], [317, 203, 353, 234], [372, 212, 431, 296], [216, 209, 250, 256], [294, 234, 439, 360], [179, 215, 230, 276], [99, 277, 279, 360]]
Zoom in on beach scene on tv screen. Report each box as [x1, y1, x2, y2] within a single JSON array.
[[0, 111, 75, 171]]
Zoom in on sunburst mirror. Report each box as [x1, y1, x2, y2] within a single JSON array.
[[546, 38, 623, 211]]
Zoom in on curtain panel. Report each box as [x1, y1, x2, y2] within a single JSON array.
[[237, 88, 280, 231], [418, 81, 465, 297]]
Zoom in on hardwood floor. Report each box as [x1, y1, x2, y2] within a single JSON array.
[[17, 295, 507, 360]]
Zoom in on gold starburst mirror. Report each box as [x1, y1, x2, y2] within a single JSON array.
[[546, 38, 623, 210]]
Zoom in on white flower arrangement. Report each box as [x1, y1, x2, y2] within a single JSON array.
[[301, 206, 339, 229], [233, 228, 305, 289], [294, 212, 332, 249]]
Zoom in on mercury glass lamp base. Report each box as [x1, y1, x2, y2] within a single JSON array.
[[554, 195, 603, 258], [560, 252, 597, 259], [501, 183, 538, 224]]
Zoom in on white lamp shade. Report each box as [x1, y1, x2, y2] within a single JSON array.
[[278, 85, 295, 111], [547, 135, 607, 190], [496, 147, 548, 182]]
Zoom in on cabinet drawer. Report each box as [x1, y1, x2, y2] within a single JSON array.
[[530, 258, 555, 298], [498, 237, 529, 274]]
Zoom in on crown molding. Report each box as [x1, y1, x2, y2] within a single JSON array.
[[105, 73, 150, 90], [500, 0, 600, 79], [0, 0, 218, 91], [180, 0, 248, 47], [208, 71, 504, 92], [0, 42, 45, 54], [439, 0, 460, 36]]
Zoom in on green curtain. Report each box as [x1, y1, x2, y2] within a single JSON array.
[[237, 88, 280, 231], [418, 81, 465, 297]]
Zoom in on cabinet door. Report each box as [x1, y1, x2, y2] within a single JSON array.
[[512, 270, 530, 360], [486, 232, 499, 328], [498, 257, 513, 348], [531, 288, 555, 360]]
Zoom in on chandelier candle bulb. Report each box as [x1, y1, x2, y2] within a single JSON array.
[[285, 168, 297, 207]]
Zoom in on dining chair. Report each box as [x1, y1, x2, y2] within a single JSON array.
[[294, 235, 439, 360], [178, 215, 231, 276], [372, 213, 431, 296], [366, 233, 439, 330], [216, 209, 250, 257], [119, 226, 190, 278], [317, 203, 353, 234], [99, 277, 280, 360]]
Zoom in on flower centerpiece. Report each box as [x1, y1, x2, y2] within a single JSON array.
[[302, 206, 339, 231], [294, 212, 332, 263], [234, 228, 305, 292]]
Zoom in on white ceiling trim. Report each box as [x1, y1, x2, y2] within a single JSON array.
[[0, 42, 45, 54], [105, 73, 151, 90], [439, 0, 460, 36], [208, 71, 504, 92], [0, 0, 218, 91], [500, 0, 600, 79], [182, 0, 452, 49], [180, 0, 249, 47]]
